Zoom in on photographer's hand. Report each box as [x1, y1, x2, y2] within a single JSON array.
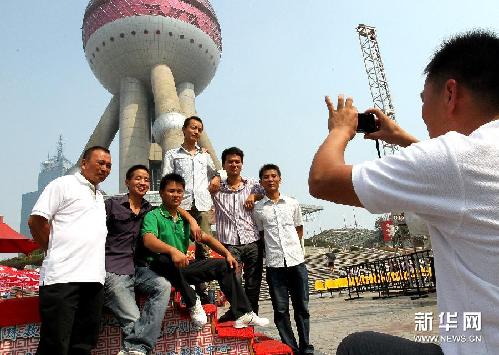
[[326, 95, 357, 140], [364, 108, 419, 147], [308, 95, 363, 207]]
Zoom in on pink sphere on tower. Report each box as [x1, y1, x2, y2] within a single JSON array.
[[82, 0, 222, 95], [78, 0, 223, 192]]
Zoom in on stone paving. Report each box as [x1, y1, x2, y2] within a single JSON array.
[[246, 291, 438, 354]]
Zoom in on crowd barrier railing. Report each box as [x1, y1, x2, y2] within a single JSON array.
[[342, 249, 436, 300]]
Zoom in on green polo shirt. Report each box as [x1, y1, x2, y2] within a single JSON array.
[[141, 205, 191, 257]]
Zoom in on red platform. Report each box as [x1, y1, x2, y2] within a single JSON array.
[[1, 246, 291, 354], [0, 297, 40, 327], [0, 293, 291, 355], [253, 339, 294, 355]]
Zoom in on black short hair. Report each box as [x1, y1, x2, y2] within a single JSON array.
[[182, 115, 203, 130], [259, 164, 281, 179], [126, 164, 150, 180], [82, 146, 110, 161], [221, 147, 244, 165], [424, 30, 499, 110], [159, 173, 185, 191]]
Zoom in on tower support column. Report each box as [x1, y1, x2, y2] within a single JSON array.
[[67, 95, 120, 175], [178, 82, 221, 169], [151, 64, 186, 157], [119, 77, 150, 192]]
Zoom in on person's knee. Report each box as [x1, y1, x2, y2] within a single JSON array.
[[104, 282, 133, 305], [149, 277, 171, 299], [156, 276, 171, 292], [105, 273, 132, 290], [272, 301, 289, 316], [243, 270, 260, 285], [212, 259, 230, 273], [293, 307, 310, 320]]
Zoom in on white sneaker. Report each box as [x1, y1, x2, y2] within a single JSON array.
[[189, 297, 207, 329], [234, 311, 270, 328], [116, 351, 127, 355], [128, 351, 146, 355]]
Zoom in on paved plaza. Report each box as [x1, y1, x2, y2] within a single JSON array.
[[247, 291, 439, 354]]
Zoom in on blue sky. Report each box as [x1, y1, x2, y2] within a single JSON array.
[[0, 0, 498, 239]]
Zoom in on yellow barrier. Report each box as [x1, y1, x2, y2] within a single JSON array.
[[314, 280, 327, 297]]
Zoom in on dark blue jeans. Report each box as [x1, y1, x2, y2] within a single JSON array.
[[266, 263, 314, 355], [103, 267, 171, 354]]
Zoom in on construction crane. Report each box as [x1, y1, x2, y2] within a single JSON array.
[[356, 24, 420, 248], [356, 24, 399, 156]]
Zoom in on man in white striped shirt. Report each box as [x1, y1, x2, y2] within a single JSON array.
[[211, 147, 264, 322]]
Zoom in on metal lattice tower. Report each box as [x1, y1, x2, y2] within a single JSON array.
[[356, 24, 399, 155]]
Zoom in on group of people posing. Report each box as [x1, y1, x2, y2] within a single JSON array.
[[27, 28, 499, 355], [28, 115, 314, 355]]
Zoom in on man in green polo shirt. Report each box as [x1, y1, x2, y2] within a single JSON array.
[[137, 173, 269, 329]]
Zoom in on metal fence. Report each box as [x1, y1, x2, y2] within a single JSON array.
[[343, 249, 435, 300]]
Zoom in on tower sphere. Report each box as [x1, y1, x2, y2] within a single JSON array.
[[82, 0, 222, 95]]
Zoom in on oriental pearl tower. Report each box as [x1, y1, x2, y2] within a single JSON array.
[[80, 0, 222, 192]]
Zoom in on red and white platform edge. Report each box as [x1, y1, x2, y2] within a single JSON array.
[[0, 294, 293, 355]]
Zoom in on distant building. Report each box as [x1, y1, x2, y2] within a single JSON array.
[[20, 137, 73, 237]]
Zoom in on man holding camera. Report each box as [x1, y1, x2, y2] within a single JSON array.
[[309, 30, 499, 354]]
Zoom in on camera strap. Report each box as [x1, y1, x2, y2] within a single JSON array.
[[375, 139, 381, 158]]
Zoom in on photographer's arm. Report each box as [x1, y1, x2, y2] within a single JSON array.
[[308, 95, 363, 206]]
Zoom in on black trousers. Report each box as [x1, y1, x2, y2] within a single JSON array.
[[36, 282, 104, 355], [224, 239, 264, 314], [188, 206, 211, 299], [151, 255, 252, 318]]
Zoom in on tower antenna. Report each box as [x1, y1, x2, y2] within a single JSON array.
[[57, 134, 64, 159]]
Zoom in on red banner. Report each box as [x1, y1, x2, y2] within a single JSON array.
[[381, 220, 394, 242]]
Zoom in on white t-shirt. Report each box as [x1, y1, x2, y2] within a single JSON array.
[[352, 120, 499, 355], [253, 195, 304, 268], [31, 173, 107, 285]]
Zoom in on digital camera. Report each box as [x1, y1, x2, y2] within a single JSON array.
[[357, 113, 378, 133]]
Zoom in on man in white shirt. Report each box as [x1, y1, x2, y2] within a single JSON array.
[[309, 30, 499, 355], [28, 146, 112, 355], [162, 116, 219, 234], [162, 115, 219, 301], [253, 164, 314, 355]]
